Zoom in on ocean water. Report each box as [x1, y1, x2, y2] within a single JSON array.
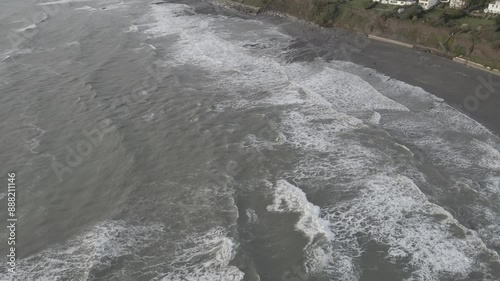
[[0, 0, 499, 280]]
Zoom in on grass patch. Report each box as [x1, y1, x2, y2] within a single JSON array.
[[347, 0, 368, 9], [373, 3, 397, 10], [453, 16, 494, 27], [310, 0, 351, 26], [467, 55, 500, 69], [423, 7, 446, 19]]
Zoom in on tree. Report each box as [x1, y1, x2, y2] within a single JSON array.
[[464, 0, 489, 12], [398, 4, 423, 20]]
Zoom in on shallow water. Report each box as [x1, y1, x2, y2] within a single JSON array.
[[0, 0, 499, 280]]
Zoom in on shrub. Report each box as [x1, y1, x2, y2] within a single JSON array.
[[428, 9, 465, 26], [311, 0, 343, 25], [445, 9, 466, 20], [398, 4, 423, 20], [363, 0, 378, 9], [453, 44, 468, 55], [381, 8, 397, 20], [464, 0, 488, 11], [492, 40, 500, 49]]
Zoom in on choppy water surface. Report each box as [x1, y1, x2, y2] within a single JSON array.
[[1, 0, 500, 280]]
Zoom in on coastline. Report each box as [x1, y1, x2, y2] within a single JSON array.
[[215, 0, 500, 75], [212, 0, 500, 135]]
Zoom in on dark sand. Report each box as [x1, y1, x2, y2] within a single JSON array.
[[354, 39, 500, 135], [194, 0, 500, 134], [259, 14, 500, 135]]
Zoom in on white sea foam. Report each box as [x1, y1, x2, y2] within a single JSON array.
[[144, 3, 406, 125], [284, 63, 409, 112], [279, 109, 365, 153], [127, 24, 139, 32], [75, 5, 96, 11], [239, 133, 282, 152], [38, 0, 91, 5], [472, 138, 500, 170], [361, 71, 500, 256], [324, 174, 500, 281], [336, 61, 498, 138], [267, 180, 343, 276], [245, 208, 258, 223], [145, 4, 292, 93], [266, 175, 500, 280], [267, 180, 333, 243], [20, 114, 46, 154], [142, 112, 155, 122], [1, 221, 163, 281], [485, 176, 500, 194], [15, 12, 48, 33], [143, 3, 500, 279], [257, 84, 306, 106], [17, 24, 36, 32], [368, 111, 381, 124], [156, 227, 244, 281]]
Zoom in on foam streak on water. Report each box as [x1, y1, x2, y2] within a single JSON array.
[[267, 180, 358, 280], [140, 2, 500, 280], [155, 227, 244, 281], [3, 0, 500, 280], [325, 175, 499, 281], [0, 221, 163, 281]]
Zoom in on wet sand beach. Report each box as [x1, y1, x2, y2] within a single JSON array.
[[1, 0, 500, 280], [251, 11, 500, 134]]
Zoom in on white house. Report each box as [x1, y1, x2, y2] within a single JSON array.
[[485, 0, 500, 13], [449, 0, 466, 8], [373, 0, 417, 6], [418, 0, 439, 9]]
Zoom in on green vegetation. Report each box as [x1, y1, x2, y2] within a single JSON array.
[[454, 16, 494, 26], [449, 42, 468, 55], [468, 55, 500, 69], [235, 0, 500, 69], [310, 0, 345, 26], [425, 7, 446, 17], [417, 7, 497, 29], [362, 0, 378, 9], [347, 0, 376, 9], [398, 4, 424, 20], [493, 40, 500, 49], [464, 0, 489, 11]]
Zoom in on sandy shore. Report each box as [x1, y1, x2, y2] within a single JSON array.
[[195, 0, 500, 135], [356, 37, 500, 136], [257, 14, 500, 135]]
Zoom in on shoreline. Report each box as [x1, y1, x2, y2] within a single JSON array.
[[369, 35, 500, 77], [215, 0, 500, 76], [212, 0, 500, 136]]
